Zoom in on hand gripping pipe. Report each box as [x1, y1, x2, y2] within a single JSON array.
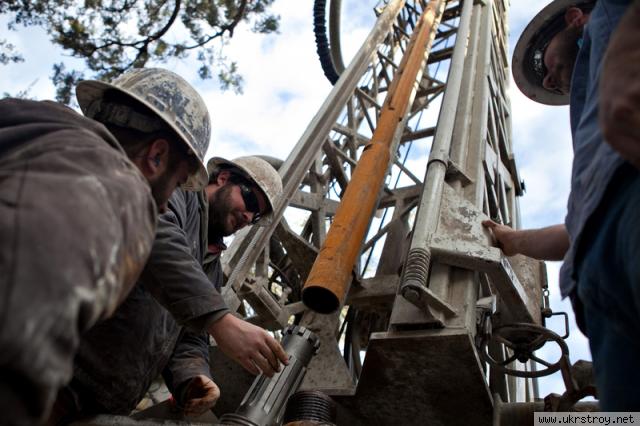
[[220, 326, 320, 426], [301, 0, 445, 314]]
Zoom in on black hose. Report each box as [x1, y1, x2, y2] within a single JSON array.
[[313, 0, 340, 85]]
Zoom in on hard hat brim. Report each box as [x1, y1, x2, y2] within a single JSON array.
[[512, 0, 593, 106], [76, 79, 208, 191]]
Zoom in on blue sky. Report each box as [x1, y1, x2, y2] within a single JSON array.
[[0, 0, 587, 400]]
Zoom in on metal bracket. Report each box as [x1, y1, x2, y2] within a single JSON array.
[[429, 184, 544, 325], [401, 282, 457, 317], [542, 309, 570, 339], [445, 159, 474, 186], [237, 277, 290, 329], [544, 360, 597, 411], [476, 295, 497, 336]]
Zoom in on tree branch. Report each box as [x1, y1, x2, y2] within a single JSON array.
[[182, 0, 248, 50], [94, 0, 181, 51]]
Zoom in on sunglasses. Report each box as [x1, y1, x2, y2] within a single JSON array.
[[237, 183, 263, 225]]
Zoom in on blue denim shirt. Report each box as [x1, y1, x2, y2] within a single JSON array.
[[559, 0, 630, 297]]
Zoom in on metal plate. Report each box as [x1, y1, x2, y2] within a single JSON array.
[[335, 329, 493, 426]]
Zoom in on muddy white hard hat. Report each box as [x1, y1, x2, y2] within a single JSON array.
[[208, 156, 283, 223], [76, 68, 212, 190], [512, 0, 595, 106]]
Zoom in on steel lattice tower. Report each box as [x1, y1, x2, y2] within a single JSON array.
[[214, 1, 576, 424]]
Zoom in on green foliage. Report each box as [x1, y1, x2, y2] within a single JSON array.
[[254, 15, 279, 34], [218, 61, 243, 94], [0, 40, 23, 65], [51, 62, 83, 105], [1, 0, 280, 104]]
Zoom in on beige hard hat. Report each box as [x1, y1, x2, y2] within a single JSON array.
[[208, 156, 283, 223], [512, 0, 595, 106], [76, 68, 212, 191]]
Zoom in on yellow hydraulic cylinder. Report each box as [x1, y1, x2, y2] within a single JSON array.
[[301, 0, 444, 314]]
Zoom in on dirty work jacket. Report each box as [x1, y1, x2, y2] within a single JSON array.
[[70, 188, 229, 414], [0, 99, 156, 425]]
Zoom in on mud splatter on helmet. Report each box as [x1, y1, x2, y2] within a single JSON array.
[[76, 68, 211, 190]]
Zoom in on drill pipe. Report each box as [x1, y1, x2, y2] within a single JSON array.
[[220, 326, 320, 426], [301, 0, 445, 314]]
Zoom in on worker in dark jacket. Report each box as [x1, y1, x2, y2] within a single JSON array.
[[0, 67, 212, 425], [50, 156, 287, 421]]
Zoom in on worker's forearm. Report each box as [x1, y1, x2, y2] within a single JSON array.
[[512, 224, 569, 261]]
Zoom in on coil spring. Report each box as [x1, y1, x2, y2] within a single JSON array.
[[401, 247, 431, 289]]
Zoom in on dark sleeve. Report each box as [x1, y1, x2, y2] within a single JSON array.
[[162, 330, 212, 405], [602, 0, 631, 5], [141, 189, 229, 333]]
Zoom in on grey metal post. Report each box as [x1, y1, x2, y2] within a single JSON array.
[[398, 0, 475, 307]]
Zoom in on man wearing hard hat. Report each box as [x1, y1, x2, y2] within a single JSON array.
[[50, 156, 288, 422], [483, 0, 639, 410], [0, 67, 212, 424]]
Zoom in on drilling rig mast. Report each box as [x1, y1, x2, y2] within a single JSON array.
[[211, 0, 575, 424]]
